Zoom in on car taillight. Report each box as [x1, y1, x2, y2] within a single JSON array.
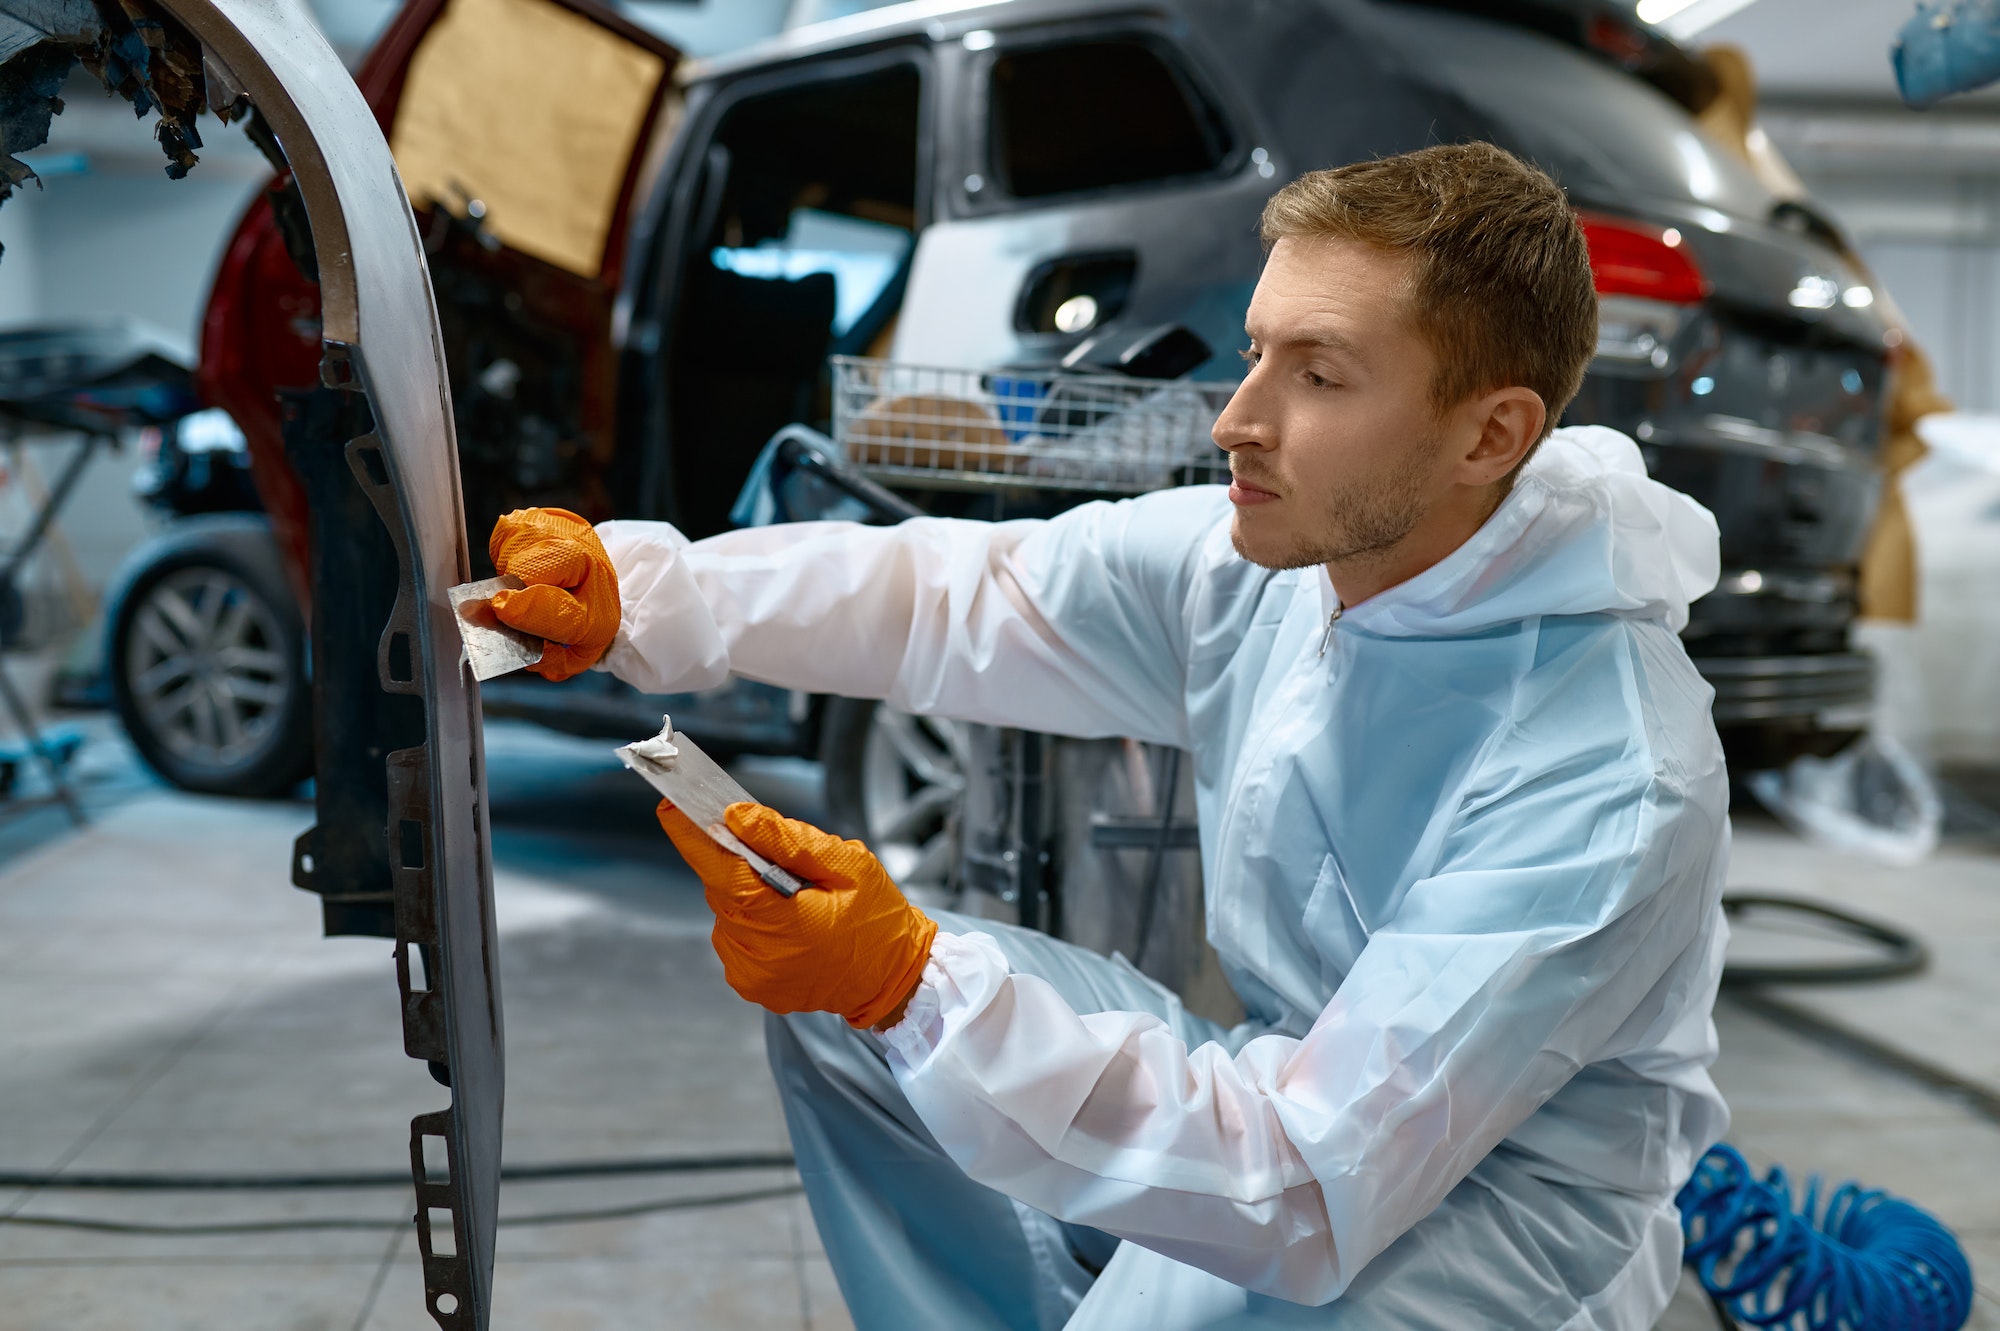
[[1580, 215, 1709, 304], [1595, 296, 1688, 370]]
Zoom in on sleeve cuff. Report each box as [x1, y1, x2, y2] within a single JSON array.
[[879, 929, 1011, 1067], [592, 520, 731, 694]]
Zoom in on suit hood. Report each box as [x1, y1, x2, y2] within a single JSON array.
[[1338, 425, 1720, 637]]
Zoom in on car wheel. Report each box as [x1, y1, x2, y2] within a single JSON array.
[[820, 696, 968, 891], [108, 517, 312, 797]]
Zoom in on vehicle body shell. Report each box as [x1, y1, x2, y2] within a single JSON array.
[[186, 0, 1890, 772], [638, 0, 1891, 764]]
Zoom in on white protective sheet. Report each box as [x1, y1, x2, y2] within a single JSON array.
[[592, 426, 1732, 1313]]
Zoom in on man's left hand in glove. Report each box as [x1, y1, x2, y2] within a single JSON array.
[[658, 800, 938, 1031], [487, 507, 621, 682]]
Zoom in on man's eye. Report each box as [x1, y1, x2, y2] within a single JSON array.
[[1239, 348, 1261, 367], [1304, 370, 1335, 390]]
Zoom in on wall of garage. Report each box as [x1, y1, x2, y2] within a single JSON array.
[[1706, 0, 2000, 409], [0, 0, 799, 625], [627, 0, 791, 55], [1, 166, 266, 358], [1857, 213, 2000, 415], [0, 83, 267, 615]]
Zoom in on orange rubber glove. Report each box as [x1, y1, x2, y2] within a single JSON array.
[[657, 800, 938, 1030], [487, 508, 620, 682]]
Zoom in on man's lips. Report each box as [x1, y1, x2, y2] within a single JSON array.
[[1229, 474, 1281, 506]]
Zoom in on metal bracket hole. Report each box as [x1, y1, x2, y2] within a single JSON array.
[[399, 818, 426, 870], [421, 1133, 450, 1183], [388, 631, 415, 683], [426, 1208, 457, 1258]]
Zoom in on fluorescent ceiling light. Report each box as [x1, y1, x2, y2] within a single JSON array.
[[1636, 0, 1700, 21], [1637, 0, 1764, 39]]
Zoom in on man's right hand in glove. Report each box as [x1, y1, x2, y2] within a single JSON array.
[[657, 800, 938, 1032], [488, 508, 620, 681]]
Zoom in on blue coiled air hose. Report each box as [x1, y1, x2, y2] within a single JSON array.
[[1677, 1143, 1974, 1330]]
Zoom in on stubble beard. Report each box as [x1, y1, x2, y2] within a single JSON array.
[[1230, 431, 1442, 572]]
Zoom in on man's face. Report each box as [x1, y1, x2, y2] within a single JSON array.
[[1213, 236, 1462, 571]]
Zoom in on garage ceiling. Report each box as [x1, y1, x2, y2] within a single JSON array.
[[1697, 0, 1990, 102]]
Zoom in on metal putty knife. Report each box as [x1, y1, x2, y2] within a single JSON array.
[[616, 718, 808, 897], [448, 575, 545, 681]]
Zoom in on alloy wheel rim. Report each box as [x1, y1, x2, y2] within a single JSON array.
[[859, 707, 968, 889], [126, 567, 290, 770]]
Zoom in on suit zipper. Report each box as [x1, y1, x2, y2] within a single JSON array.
[[1213, 592, 1335, 888], [1317, 603, 1344, 658]]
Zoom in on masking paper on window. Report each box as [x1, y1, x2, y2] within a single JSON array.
[[389, 0, 667, 278]]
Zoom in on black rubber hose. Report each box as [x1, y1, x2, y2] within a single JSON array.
[[1719, 894, 1930, 988], [0, 1149, 797, 1192], [0, 1185, 807, 1236]]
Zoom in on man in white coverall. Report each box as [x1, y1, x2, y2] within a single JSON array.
[[485, 142, 1731, 1330]]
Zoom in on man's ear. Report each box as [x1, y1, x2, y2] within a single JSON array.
[[1457, 387, 1545, 486]]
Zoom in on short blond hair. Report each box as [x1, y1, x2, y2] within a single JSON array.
[[1261, 142, 1597, 445]]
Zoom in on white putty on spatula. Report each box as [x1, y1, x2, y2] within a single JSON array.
[[625, 714, 681, 767], [614, 714, 805, 897]]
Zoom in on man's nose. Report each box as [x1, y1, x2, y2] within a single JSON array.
[[1212, 367, 1275, 454]]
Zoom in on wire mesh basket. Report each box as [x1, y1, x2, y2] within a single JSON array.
[[829, 355, 1234, 495]]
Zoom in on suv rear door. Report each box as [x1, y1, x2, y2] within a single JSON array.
[[204, 0, 681, 597], [371, 0, 680, 554]]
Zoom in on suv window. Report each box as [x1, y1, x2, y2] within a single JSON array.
[[989, 38, 1231, 199], [711, 209, 914, 339]]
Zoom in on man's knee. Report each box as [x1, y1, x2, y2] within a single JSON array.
[[764, 1007, 952, 1166], [764, 1007, 914, 1118], [765, 1007, 877, 1084], [767, 1006, 862, 1063]]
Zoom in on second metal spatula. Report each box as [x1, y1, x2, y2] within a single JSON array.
[[616, 716, 808, 897]]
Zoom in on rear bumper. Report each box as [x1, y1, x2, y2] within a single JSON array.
[[1695, 651, 1875, 728]]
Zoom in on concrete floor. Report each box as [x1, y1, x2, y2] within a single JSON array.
[[1, 714, 1997, 1330]]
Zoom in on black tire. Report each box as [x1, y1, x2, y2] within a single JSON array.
[[819, 695, 967, 890], [107, 515, 313, 797]]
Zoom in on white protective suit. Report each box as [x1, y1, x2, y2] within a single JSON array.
[[595, 425, 1732, 1328]]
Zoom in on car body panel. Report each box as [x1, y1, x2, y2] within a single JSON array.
[[169, 5, 504, 1326]]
